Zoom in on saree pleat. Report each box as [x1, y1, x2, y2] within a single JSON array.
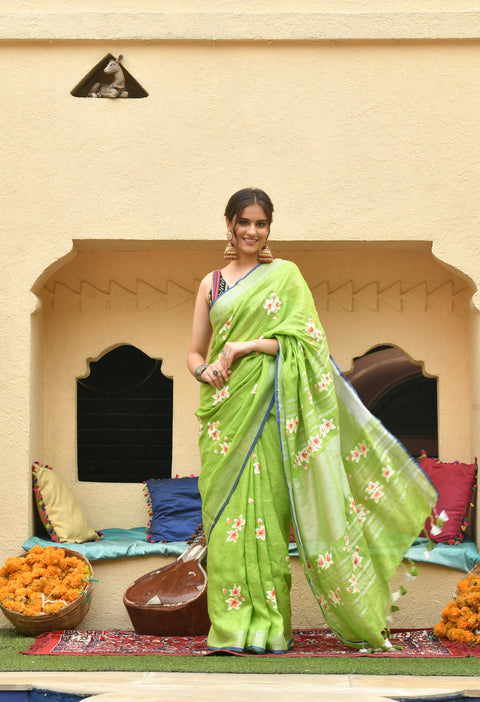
[[204, 408, 293, 653], [197, 259, 437, 651]]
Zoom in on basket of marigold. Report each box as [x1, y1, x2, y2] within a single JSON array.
[[433, 564, 480, 645], [0, 545, 94, 635]]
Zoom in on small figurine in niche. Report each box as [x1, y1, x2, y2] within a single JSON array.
[[88, 55, 128, 98]]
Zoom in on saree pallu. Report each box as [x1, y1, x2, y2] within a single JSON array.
[[197, 259, 437, 651]]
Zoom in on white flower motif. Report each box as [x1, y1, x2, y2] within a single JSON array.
[[319, 418, 336, 437], [215, 439, 231, 455], [351, 546, 363, 570], [317, 550, 333, 571], [207, 421, 221, 441], [219, 316, 233, 340], [226, 593, 239, 607], [365, 481, 385, 503], [256, 520, 266, 540], [251, 383, 258, 395], [266, 587, 278, 609], [346, 441, 369, 462], [348, 497, 370, 524], [286, 417, 299, 435], [305, 318, 323, 344], [382, 458, 395, 481], [328, 587, 343, 606], [307, 434, 322, 454], [294, 446, 311, 470], [263, 293, 282, 318], [212, 385, 231, 406], [347, 575, 359, 593], [233, 515, 245, 530], [225, 584, 244, 610], [315, 372, 333, 392]]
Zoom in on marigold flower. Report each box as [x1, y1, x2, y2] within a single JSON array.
[[51, 584, 68, 599], [435, 573, 480, 645], [456, 579, 471, 594], [441, 603, 460, 621], [0, 546, 89, 617], [43, 600, 66, 615], [3, 600, 24, 613], [28, 545, 45, 556], [23, 603, 42, 616], [465, 592, 480, 608], [448, 628, 476, 644], [64, 588, 81, 603], [63, 573, 83, 589], [433, 623, 447, 638]]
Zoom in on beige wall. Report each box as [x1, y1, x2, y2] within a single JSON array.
[[1, 1, 480, 628]]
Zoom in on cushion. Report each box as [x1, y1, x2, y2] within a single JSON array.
[[32, 462, 101, 543], [144, 477, 202, 542], [419, 454, 477, 544], [23, 527, 187, 560]]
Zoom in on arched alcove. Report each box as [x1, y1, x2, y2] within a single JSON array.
[[31, 239, 476, 530], [345, 345, 438, 457]]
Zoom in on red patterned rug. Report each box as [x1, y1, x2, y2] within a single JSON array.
[[21, 628, 480, 657]]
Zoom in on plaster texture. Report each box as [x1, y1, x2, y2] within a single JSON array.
[[0, 1, 479, 631]]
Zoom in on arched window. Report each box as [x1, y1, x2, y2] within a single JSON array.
[[345, 346, 438, 457], [77, 345, 173, 482]]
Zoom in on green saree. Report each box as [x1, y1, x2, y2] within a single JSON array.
[[197, 259, 437, 652]]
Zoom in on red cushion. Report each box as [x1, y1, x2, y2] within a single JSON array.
[[419, 454, 477, 544], [290, 523, 295, 542]]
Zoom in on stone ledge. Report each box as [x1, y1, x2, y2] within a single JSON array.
[[2, 11, 480, 42]]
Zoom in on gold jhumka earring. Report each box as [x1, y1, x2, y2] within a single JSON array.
[[258, 243, 273, 263], [224, 231, 237, 261]]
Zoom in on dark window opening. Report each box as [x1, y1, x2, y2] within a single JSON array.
[[345, 345, 438, 458], [77, 345, 172, 483]]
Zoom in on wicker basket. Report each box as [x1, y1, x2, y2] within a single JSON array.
[[0, 548, 94, 635]]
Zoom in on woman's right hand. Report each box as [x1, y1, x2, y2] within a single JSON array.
[[201, 362, 231, 388]]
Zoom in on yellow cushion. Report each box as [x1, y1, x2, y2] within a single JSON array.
[[32, 462, 100, 543]]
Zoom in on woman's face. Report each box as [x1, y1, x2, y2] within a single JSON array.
[[227, 203, 270, 257]]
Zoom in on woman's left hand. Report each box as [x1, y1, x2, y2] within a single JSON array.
[[219, 341, 254, 370]]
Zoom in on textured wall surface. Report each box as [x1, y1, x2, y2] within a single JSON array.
[[1, 1, 479, 630]]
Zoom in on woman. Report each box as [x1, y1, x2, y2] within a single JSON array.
[[187, 188, 437, 653]]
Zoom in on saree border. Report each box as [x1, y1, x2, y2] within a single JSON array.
[[207, 390, 276, 539]]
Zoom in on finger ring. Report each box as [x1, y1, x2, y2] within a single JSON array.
[[213, 369, 219, 377], [221, 350, 227, 356]]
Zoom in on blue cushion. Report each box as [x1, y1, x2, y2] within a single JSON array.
[[23, 527, 187, 560], [404, 536, 480, 572], [144, 477, 202, 542], [288, 537, 480, 572]]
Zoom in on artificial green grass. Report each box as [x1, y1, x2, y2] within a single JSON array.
[[0, 629, 479, 675]]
